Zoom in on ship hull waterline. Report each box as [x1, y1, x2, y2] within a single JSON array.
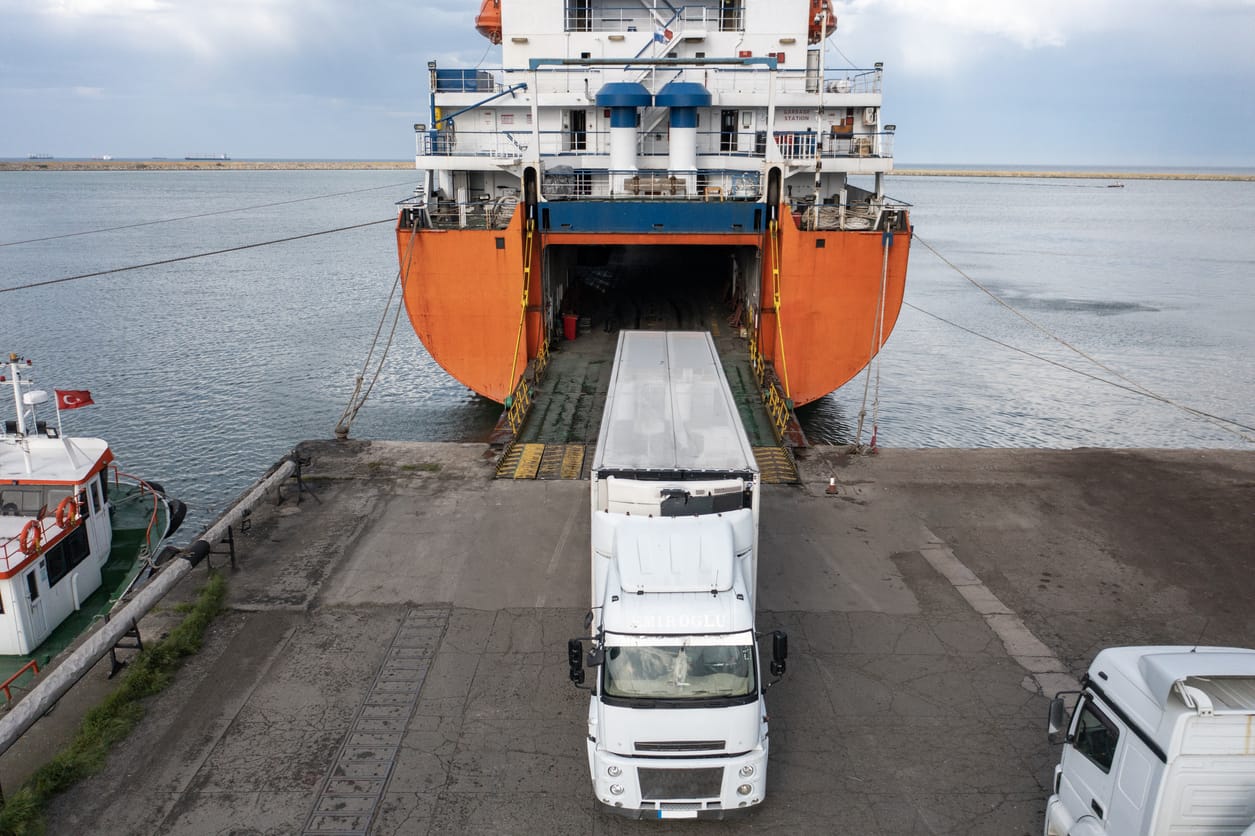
[[396, 204, 910, 407]]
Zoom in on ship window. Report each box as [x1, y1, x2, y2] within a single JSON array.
[[719, 0, 743, 32], [0, 590, 4, 614], [565, 0, 591, 32], [91, 477, 104, 512], [26, 570, 39, 602]]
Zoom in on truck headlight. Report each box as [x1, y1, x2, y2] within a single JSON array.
[[610, 784, 625, 796], [739, 765, 755, 778], [607, 765, 622, 777], [737, 784, 753, 796]]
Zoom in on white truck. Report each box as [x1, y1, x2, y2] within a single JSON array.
[[567, 330, 787, 820], [1045, 646, 1255, 836]]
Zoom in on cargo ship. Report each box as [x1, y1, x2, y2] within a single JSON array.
[[396, 0, 910, 411]]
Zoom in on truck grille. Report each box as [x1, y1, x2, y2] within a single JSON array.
[[635, 740, 725, 753], [638, 767, 723, 800]]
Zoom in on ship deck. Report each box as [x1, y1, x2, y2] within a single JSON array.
[[494, 289, 793, 481], [5, 443, 1253, 834]]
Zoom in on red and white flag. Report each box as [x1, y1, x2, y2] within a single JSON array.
[[55, 389, 94, 410]]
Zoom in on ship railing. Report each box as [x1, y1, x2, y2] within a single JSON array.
[[540, 168, 762, 201], [422, 198, 519, 231], [415, 127, 893, 162], [429, 63, 882, 100], [562, 4, 744, 35], [772, 130, 895, 160], [787, 196, 912, 233]]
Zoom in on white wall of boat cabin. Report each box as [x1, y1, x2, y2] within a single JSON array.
[[0, 552, 105, 655], [499, 0, 815, 67], [0, 480, 110, 655]]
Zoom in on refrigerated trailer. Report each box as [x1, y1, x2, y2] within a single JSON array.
[[568, 331, 786, 820]]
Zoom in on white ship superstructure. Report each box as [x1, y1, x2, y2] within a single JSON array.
[[416, 0, 897, 228]]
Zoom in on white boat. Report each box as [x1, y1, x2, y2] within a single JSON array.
[[0, 354, 186, 658]]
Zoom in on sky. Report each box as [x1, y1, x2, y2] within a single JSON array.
[[1, 0, 1253, 167]]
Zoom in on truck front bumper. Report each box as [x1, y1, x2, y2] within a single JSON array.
[[589, 746, 769, 819]]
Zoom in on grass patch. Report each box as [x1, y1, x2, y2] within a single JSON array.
[[400, 463, 441, 473], [0, 572, 228, 835]]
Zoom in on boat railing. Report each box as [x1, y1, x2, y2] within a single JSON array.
[[0, 513, 73, 572], [541, 168, 762, 201], [417, 126, 894, 162], [787, 196, 912, 232], [412, 186, 910, 230], [108, 466, 163, 561], [563, 4, 744, 35], [432, 64, 882, 99]]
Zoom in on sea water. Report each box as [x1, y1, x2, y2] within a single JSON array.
[[1, 169, 1252, 531]]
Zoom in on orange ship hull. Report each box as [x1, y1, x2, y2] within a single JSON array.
[[397, 205, 910, 407]]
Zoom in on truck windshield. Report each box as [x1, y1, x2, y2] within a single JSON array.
[[603, 643, 756, 701]]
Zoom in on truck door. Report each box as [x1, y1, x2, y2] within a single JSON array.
[[1059, 695, 1122, 829]]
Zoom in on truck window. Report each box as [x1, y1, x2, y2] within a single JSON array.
[[604, 643, 756, 701], [1074, 701, 1119, 773]]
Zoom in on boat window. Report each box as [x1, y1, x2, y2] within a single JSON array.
[[91, 477, 104, 513], [0, 486, 43, 517], [45, 487, 71, 509], [0, 590, 5, 614], [25, 571, 39, 602], [0, 486, 71, 517], [45, 526, 91, 587]]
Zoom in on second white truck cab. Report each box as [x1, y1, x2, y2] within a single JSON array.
[[1045, 646, 1255, 836]]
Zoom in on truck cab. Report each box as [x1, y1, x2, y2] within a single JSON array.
[[1045, 646, 1255, 836]]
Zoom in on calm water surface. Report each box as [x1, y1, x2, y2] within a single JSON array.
[[2, 170, 1252, 531]]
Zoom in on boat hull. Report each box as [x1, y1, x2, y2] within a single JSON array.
[[397, 204, 910, 406]]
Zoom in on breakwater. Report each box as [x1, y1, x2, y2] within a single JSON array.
[[3, 160, 1253, 181]]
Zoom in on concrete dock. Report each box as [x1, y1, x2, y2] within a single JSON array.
[[5, 442, 1254, 834]]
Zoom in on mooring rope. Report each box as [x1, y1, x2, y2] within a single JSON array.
[[0, 180, 422, 248], [0, 219, 396, 294], [334, 212, 422, 439], [914, 235, 1255, 444], [855, 230, 893, 451]]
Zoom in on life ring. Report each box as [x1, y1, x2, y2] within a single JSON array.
[[19, 520, 41, 555], [55, 496, 79, 528]]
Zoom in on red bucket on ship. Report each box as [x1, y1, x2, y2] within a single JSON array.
[[563, 314, 578, 341]]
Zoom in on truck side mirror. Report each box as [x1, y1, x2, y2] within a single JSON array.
[[1047, 696, 1068, 744], [568, 638, 585, 686], [770, 631, 788, 677]]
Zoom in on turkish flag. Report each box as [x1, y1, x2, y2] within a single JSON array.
[[55, 389, 94, 410]]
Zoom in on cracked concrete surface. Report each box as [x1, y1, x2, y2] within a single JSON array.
[[7, 442, 1252, 835]]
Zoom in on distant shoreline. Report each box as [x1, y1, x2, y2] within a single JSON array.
[[0, 160, 413, 172], [1, 159, 1252, 182]]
